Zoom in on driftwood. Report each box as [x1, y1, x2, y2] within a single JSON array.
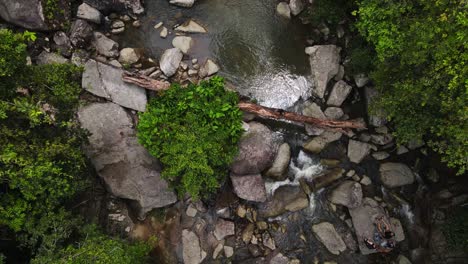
[[122, 71, 171, 91], [121, 73, 366, 130]]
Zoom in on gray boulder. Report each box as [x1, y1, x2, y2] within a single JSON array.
[[327, 80, 352, 106], [324, 107, 344, 120], [328, 181, 363, 209], [199, 59, 219, 78], [347, 140, 372, 163], [379, 163, 415, 188], [306, 45, 341, 99], [182, 229, 206, 264], [0, 0, 47, 30], [160, 48, 183, 77], [214, 219, 235, 240], [231, 173, 267, 202], [175, 20, 207, 33], [36, 51, 69, 65], [170, 0, 196, 8], [364, 87, 387, 127], [258, 186, 309, 218], [119, 48, 140, 64], [265, 143, 291, 180], [93, 32, 119, 58], [289, 0, 304, 16], [312, 222, 346, 255], [231, 122, 280, 175], [276, 2, 291, 19], [78, 103, 177, 217], [82, 60, 147, 112], [53, 31, 72, 57], [372, 151, 390, 160], [302, 102, 326, 119], [70, 19, 94, 48], [303, 131, 342, 154], [77, 3, 102, 24], [172, 36, 193, 54]]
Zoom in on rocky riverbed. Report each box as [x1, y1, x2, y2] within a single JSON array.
[[1, 0, 467, 264]]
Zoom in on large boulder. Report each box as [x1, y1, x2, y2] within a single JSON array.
[[170, 0, 196, 8], [364, 87, 387, 127], [77, 3, 102, 24], [306, 45, 341, 99], [172, 36, 193, 54], [82, 59, 147, 112], [70, 19, 94, 48], [312, 222, 347, 255], [328, 181, 363, 209], [231, 173, 267, 202], [78, 103, 177, 217], [327, 80, 352, 106], [379, 163, 415, 188], [258, 186, 309, 218], [231, 122, 280, 175], [303, 131, 342, 154], [160, 48, 183, 77], [119, 48, 140, 65], [265, 143, 291, 180], [182, 229, 206, 264], [92, 32, 119, 58], [0, 0, 48, 30], [347, 140, 372, 163]]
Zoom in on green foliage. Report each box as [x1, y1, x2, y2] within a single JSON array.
[[303, 0, 356, 27], [443, 207, 468, 251], [32, 225, 154, 264], [0, 29, 29, 79], [137, 77, 243, 199], [44, 0, 61, 20], [356, 0, 468, 174], [0, 253, 5, 263]]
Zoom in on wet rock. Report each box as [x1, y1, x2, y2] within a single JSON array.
[[70, 19, 94, 48], [93, 32, 119, 58], [199, 59, 220, 78], [390, 218, 405, 242], [354, 74, 370, 88], [258, 186, 308, 218], [231, 174, 267, 202], [364, 87, 387, 127], [379, 163, 415, 188], [265, 143, 291, 180], [119, 48, 140, 64], [214, 219, 235, 240], [112, 20, 125, 29], [312, 222, 346, 255], [324, 107, 344, 120], [77, 3, 102, 24], [0, 0, 48, 30], [172, 36, 193, 54], [53, 31, 72, 57], [312, 168, 344, 189], [170, 0, 196, 8], [78, 103, 176, 217], [347, 140, 372, 163], [303, 131, 342, 154], [289, 0, 304, 16], [263, 232, 276, 250], [36, 51, 69, 65], [242, 223, 255, 243], [82, 59, 147, 111], [160, 26, 168, 38], [306, 45, 341, 99], [370, 134, 393, 145], [327, 80, 352, 106], [360, 175, 372, 186], [175, 20, 207, 33], [160, 48, 183, 77], [182, 229, 206, 264], [276, 2, 291, 19], [372, 151, 390, 160], [303, 102, 326, 119], [231, 122, 280, 175], [328, 181, 363, 209]]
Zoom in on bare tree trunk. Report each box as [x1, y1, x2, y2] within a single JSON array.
[[122, 71, 171, 91]]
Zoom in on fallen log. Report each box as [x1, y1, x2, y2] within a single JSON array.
[[122, 71, 171, 91]]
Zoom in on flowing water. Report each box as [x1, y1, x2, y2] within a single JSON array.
[[118, 0, 313, 109]]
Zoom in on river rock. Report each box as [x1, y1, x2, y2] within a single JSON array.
[[182, 229, 206, 264], [231, 122, 280, 175], [303, 131, 342, 154], [324, 107, 344, 120], [214, 219, 235, 240], [289, 0, 304, 16], [170, 0, 196, 8], [70, 19, 94, 48], [347, 140, 372, 163], [312, 222, 346, 255], [36, 51, 69, 65], [370, 134, 393, 145], [0, 0, 48, 30], [302, 102, 326, 119], [172, 36, 193, 54], [78, 103, 176, 217], [160, 48, 183, 77], [372, 151, 390, 160], [258, 186, 308, 218], [53, 31, 72, 57], [265, 143, 291, 180], [175, 20, 207, 33], [327, 80, 352, 106], [364, 87, 387, 127], [82, 59, 147, 111], [119, 48, 140, 64], [306, 45, 341, 99], [231, 173, 267, 202], [84, 0, 144, 14], [328, 181, 363, 209], [77, 3, 102, 24], [379, 163, 415, 188], [276, 2, 291, 19], [270, 253, 289, 264], [199, 59, 220, 78], [93, 32, 119, 58]]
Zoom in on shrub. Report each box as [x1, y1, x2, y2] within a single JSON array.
[[356, 0, 468, 174], [137, 77, 243, 199]]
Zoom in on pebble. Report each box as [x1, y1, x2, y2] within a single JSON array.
[[132, 20, 141, 27], [360, 175, 372, 186], [186, 204, 197, 217], [192, 58, 198, 64], [346, 170, 356, 177], [236, 206, 247, 218], [154, 22, 163, 29], [160, 27, 168, 38], [224, 246, 234, 258]]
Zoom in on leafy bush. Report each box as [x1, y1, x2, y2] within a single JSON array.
[[355, 0, 467, 174], [137, 77, 243, 199]]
